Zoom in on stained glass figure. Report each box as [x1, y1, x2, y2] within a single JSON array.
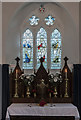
[[51, 29, 61, 69], [37, 27, 47, 68], [22, 29, 33, 69], [45, 15, 55, 26], [39, 4, 45, 13], [29, 15, 39, 26]]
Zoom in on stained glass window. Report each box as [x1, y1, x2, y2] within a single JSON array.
[[37, 27, 47, 68], [29, 15, 39, 26], [45, 15, 55, 26], [51, 29, 61, 69], [22, 29, 33, 69]]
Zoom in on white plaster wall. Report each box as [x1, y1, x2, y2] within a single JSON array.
[[2, 2, 79, 68], [62, 2, 79, 64], [0, 2, 2, 64], [2, 2, 22, 64], [79, 2, 81, 63]]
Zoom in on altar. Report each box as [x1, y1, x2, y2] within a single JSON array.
[[6, 103, 80, 120]]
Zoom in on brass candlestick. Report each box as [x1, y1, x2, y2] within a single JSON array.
[[14, 78, 19, 98], [64, 78, 69, 98], [49, 92, 51, 98], [26, 86, 30, 98], [53, 86, 57, 97], [34, 92, 36, 98]]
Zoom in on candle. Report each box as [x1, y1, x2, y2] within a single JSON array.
[[48, 69, 50, 74], [65, 68, 67, 79], [16, 69, 18, 79]]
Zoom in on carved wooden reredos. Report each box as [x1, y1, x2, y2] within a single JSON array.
[[10, 57, 73, 103], [35, 57, 49, 84]]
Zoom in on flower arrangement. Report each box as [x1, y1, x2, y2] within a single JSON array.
[[19, 74, 35, 86], [48, 72, 62, 87], [39, 100, 46, 106], [48, 72, 62, 97]]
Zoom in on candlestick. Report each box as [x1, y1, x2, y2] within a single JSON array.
[[64, 68, 69, 97], [26, 86, 30, 98], [14, 78, 19, 98], [64, 78, 69, 98], [53, 86, 57, 97]]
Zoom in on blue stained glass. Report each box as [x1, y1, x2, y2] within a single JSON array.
[[45, 15, 55, 26], [37, 27, 47, 69], [22, 29, 33, 69], [51, 29, 61, 69], [29, 15, 39, 26]]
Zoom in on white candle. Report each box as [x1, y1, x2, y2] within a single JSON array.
[[16, 69, 18, 79], [65, 68, 67, 79]]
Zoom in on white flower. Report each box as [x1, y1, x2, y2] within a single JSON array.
[[54, 77, 58, 82], [28, 81, 31, 85], [51, 75, 53, 78], [26, 76, 30, 79]]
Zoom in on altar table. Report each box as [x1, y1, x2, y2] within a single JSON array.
[[6, 103, 80, 120]]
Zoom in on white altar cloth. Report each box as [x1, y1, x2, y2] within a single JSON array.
[[6, 103, 80, 120]]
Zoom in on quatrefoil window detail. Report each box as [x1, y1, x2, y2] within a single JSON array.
[[45, 15, 55, 26], [29, 15, 39, 26]]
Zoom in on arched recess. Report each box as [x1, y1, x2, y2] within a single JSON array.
[[3, 2, 78, 72]]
